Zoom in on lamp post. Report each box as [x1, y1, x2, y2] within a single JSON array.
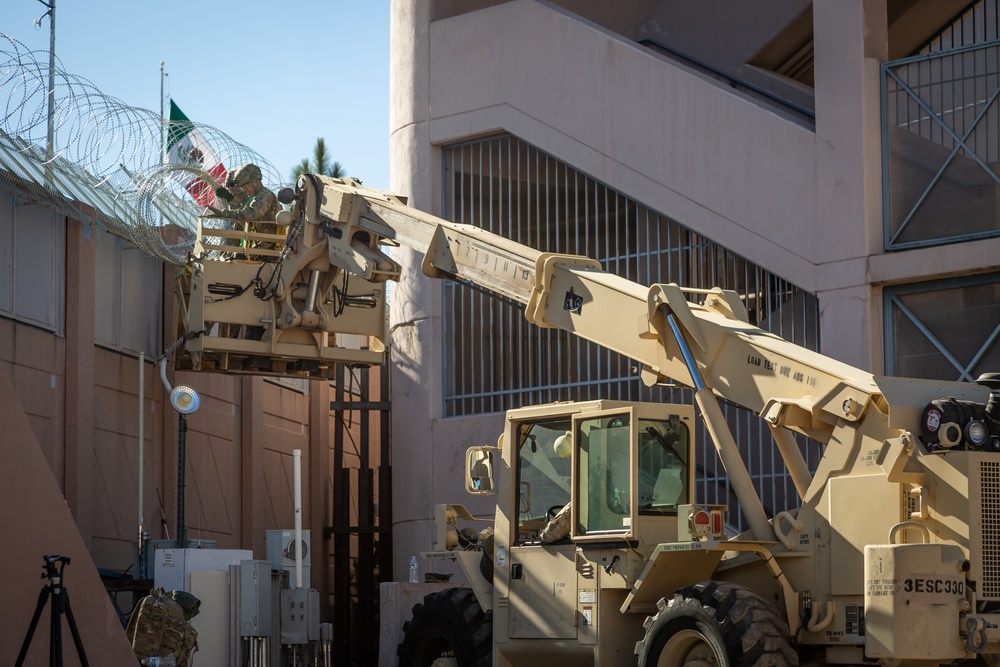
[[169, 385, 201, 549]]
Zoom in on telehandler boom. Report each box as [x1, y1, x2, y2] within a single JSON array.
[[176, 175, 1000, 666]]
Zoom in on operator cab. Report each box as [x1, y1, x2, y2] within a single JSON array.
[[502, 400, 695, 549]]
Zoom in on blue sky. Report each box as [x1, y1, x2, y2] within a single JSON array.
[[1, 1, 391, 189]]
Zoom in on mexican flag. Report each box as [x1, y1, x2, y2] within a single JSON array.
[[165, 100, 227, 207]]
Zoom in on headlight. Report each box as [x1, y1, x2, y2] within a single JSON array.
[[965, 420, 989, 447], [939, 422, 963, 448]]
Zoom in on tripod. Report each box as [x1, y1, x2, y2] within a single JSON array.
[[15, 555, 90, 667]]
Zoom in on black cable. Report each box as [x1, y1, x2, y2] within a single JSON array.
[[206, 256, 281, 303], [331, 270, 349, 317], [252, 259, 282, 301], [159, 328, 205, 363]]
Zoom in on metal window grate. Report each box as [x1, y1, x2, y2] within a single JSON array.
[[920, 0, 1000, 55], [980, 460, 1000, 598], [441, 134, 822, 530], [881, 0, 1000, 250], [884, 273, 1000, 380]]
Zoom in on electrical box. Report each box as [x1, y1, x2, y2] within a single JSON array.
[[154, 548, 252, 592], [280, 587, 320, 645], [238, 560, 273, 637], [138, 538, 216, 580], [188, 570, 231, 666], [266, 529, 311, 589], [230, 565, 288, 667]]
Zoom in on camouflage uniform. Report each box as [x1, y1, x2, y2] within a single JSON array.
[[214, 175, 250, 250], [221, 164, 281, 253], [224, 186, 279, 227]]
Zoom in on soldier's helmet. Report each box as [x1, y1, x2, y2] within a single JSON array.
[[229, 163, 262, 188]]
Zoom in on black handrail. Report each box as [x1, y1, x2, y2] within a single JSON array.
[[637, 37, 816, 120]]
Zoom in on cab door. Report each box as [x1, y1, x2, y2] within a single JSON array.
[[507, 416, 578, 639], [571, 404, 694, 547], [507, 544, 578, 638]]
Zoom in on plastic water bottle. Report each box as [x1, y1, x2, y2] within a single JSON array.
[[141, 658, 177, 667], [409, 555, 419, 583]]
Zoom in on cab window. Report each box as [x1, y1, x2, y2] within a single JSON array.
[[576, 413, 632, 535], [514, 417, 572, 544], [575, 412, 691, 537], [637, 415, 690, 515]]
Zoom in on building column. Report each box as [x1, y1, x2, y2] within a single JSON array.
[[241, 376, 265, 556], [64, 208, 95, 540], [389, 0, 444, 581], [813, 0, 888, 371]]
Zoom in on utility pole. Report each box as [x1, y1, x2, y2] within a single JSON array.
[[34, 0, 56, 165]]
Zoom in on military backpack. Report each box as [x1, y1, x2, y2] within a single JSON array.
[[126, 588, 198, 666]]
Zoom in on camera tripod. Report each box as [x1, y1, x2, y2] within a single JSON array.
[[15, 555, 90, 667]]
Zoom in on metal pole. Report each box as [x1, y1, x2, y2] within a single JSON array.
[[160, 61, 165, 164], [177, 413, 188, 549], [293, 449, 303, 589], [45, 0, 56, 163], [138, 352, 145, 558]]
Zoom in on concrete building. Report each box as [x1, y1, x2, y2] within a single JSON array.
[[3, 1, 999, 661], [387, 0, 1000, 580]]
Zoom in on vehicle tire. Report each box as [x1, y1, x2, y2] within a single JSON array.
[[397, 587, 492, 667], [479, 531, 495, 584], [635, 581, 798, 667], [479, 550, 493, 584]]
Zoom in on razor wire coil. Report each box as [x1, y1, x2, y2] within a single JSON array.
[[0, 33, 282, 265]]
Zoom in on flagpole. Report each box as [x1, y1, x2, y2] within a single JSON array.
[[160, 61, 166, 164], [160, 61, 166, 231]]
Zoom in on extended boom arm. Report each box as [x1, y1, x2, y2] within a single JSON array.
[[176, 175, 988, 541]]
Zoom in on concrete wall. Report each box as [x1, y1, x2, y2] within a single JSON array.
[[429, 0, 660, 38], [421, 0, 885, 293], [0, 368, 137, 666], [388, 0, 898, 573]]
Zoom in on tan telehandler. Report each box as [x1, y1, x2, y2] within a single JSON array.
[[176, 175, 1000, 666]]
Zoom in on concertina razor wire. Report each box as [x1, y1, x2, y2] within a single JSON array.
[[0, 33, 282, 266]]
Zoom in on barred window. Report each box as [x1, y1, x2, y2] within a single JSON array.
[[885, 274, 1000, 380], [441, 134, 821, 530], [441, 135, 818, 416], [882, 0, 1000, 249]]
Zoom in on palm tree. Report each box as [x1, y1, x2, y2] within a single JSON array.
[[291, 137, 346, 181]]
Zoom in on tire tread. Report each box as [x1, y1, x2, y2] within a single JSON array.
[[636, 581, 798, 667], [397, 587, 492, 667]]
